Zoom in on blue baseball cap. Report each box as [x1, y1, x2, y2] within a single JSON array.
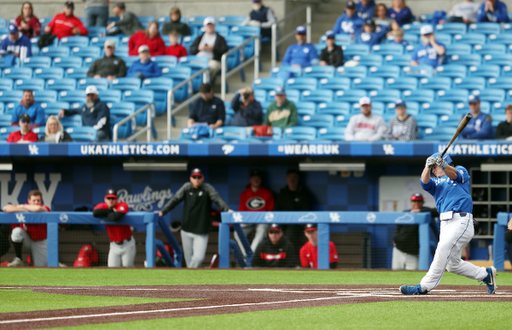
[[8, 24, 18, 33], [395, 99, 406, 107], [274, 87, 286, 95], [296, 25, 307, 34], [468, 94, 480, 102], [364, 18, 375, 27], [346, 0, 356, 9], [325, 30, 335, 38]]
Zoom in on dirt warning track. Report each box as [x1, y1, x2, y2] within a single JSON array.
[[1, 285, 511, 329]]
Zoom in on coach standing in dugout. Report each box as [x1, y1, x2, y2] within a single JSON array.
[[158, 168, 233, 268]]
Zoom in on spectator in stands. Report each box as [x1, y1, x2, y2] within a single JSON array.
[[241, 0, 276, 39], [3, 190, 50, 267], [162, 7, 192, 37], [7, 114, 39, 143], [282, 25, 318, 67], [58, 85, 111, 141], [442, 0, 480, 24], [127, 45, 161, 79], [0, 24, 32, 64], [333, 1, 364, 36], [388, 0, 414, 27], [252, 224, 295, 268], [87, 40, 127, 81], [300, 224, 338, 269], [319, 30, 344, 67], [158, 168, 233, 268], [165, 31, 188, 59], [11, 90, 44, 128], [128, 21, 166, 56], [263, 87, 298, 129], [356, 18, 389, 46], [190, 17, 229, 78], [477, 0, 509, 23], [495, 105, 512, 140], [461, 95, 493, 140], [410, 25, 446, 68], [84, 0, 108, 27], [383, 99, 418, 141], [106, 2, 143, 37], [44, 1, 88, 39], [188, 83, 225, 129], [230, 87, 263, 126], [39, 115, 73, 142], [345, 97, 386, 141], [389, 28, 408, 46], [14, 2, 42, 38], [374, 3, 397, 30], [357, 0, 376, 19]]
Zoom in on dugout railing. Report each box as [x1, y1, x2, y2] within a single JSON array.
[[219, 211, 432, 270], [493, 212, 511, 271]]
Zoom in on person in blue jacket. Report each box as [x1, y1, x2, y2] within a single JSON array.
[[477, 0, 509, 23], [356, 18, 389, 46], [356, 0, 376, 19], [281, 25, 318, 67], [410, 25, 446, 68], [461, 95, 493, 140], [0, 24, 32, 64], [388, 0, 414, 27], [126, 45, 161, 79], [11, 90, 45, 128], [333, 0, 364, 36]]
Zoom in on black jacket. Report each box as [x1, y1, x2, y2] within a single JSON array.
[[162, 20, 192, 36], [320, 45, 344, 67], [190, 32, 229, 62], [393, 207, 438, 255], [65, 99, 111, 139], [38, 131, 73, 142], [160, 182, 230, 235], [230, 93, 263, 126], [252, 235, 296, 268], [87, 55, 127, 78], [274, 185, 312, 211], [495, 121, 512, 140], [107, 11, 143, 36]]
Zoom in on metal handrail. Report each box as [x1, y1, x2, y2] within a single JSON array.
[[271, 5, 312, 68], [112, 103, 154, 142], [166, 68, 210, 140], [220, 35, 260, 100]]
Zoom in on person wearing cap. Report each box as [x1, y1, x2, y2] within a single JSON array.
[[106, 3, 143, 37], [0, 23, 32, 63], [7, 114, 39, 143], [281, 25, 318, 68], [477, 0, 509, 23], [333, 1, 364, 36], [410, 25, 446, 68], [319, 30, 344, 68], [263, 87, 298, 129], [345, 97, 386, 142], [190, 17, 229, 78], [14, 2, 42, 38], [44, 2, 88, 39], [188, 83, 226, 129], [93, 189, 135, 267], [161, 7, 192, 37], [355, 18, 389, 46], [11, 90, 45, 128], [252, 224, 296, 268], [382, 99, 418, 141], [158, 168, 233, 268], [300, 224, 339, 269], [84, 0, 108, 27], [126, 45, 161, 79], [58, 85, 111, 141], [87, 40, 127, 81], [128, 21, 166, 56], [495, 104, 512, 140], [230, 87, 263, 127], [388, 0, 414, 27], [389, 28, 408, 47], [165, 31, 188, 59], [356, 0, 376, 20], [241, 0, 276, 39], [460, 95, 493, 140], [393, 193, 439, 270]]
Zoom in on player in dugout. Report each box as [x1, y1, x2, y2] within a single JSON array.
[[252, 224, 296, 268], [300, 223, 338, 269]]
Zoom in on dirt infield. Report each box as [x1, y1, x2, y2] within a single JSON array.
[[1, 284, 512, 329]]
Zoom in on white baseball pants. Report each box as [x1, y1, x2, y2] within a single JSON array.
[[420, 213, 487, 292], [392, 246, 419, 270], [108, 237, 136, 267], [11, 227, 47, 267], [180, 230, 209, 268]]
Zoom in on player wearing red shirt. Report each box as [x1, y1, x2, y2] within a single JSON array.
[[93, 188, 135, 267], [300, 224, 338, 269], [7, 113, 38, 143], [3, 190, 50, 267], [44, 2, 87, 39]]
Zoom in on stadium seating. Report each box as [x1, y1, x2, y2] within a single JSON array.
[[453, 77, 486, 91], [351, 54, 382, 67], [3, 68, 32, 80], [468, 23, 501, 36], [33, 67, 65, 80], [383, 54, 412, 67], [13, 78, 45, 91], [45, 79, 77, 91], [40, 46, 70, 58], [34, 91, 58, 103], [385, 77, 417, 91], [335, 90, 367, 103], [302, 66, 335, 79], [60, 36, 90, 48], [142, 77, 174, 115], [52, 57, 83, 69], [318, 77, 351, 91], [419, 77, 452, 91], [122, 90, 155, 127], [352, 77, 384, 91], [317, 127, 345, 141], [77, 78, 109, 91], [436, 64, 467, 79], [336, 66, 367, 79], [65, 126, 97, 141], [110, 78, 141, 91], [282, 126, 317, 141], [301, 90, 333, 103], [317, 102, 351, 116], [372, 44, 403, 56], [368, 66, 400, 79], [402, 65, 433, 78], [435, 23, 467, 35], [179, 56, 209, 92], [99, 90, 122, 103], [0, 79, 13, 91], [65, 68, 89, 79], [300, 114, 334, 128]]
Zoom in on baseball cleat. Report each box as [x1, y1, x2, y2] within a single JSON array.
[[7, 257, 24, 267], [483, 266, 497, 294], [399, 284, 427, 295]]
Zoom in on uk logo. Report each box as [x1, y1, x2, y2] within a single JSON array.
[[233, 212, 243, 222], [383, 144, 395, 155], [329, 212, 340, 222], [29, 145, 39, 155], [59, 213, 69, 223], [16, 213, 26, 223]]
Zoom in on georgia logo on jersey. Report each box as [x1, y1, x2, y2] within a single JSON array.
[[246, 197, 265, 210]]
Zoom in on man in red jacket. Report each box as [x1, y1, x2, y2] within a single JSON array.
[[44, 1, 87, 39], [300, 224, 338, 269], [7, 114, 39, 143]]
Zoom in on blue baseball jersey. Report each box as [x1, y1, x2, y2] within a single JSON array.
[[411, 42, 446, 68], [333, 14, 364, 35], [282, 43, 318, 67], [420, 165, 473, 214]]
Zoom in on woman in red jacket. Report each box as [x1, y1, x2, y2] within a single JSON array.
[[14, 2, 42, 38], [128, 21, 166, 56]]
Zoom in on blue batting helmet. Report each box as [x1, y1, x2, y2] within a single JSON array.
[[430, 152, 453, 165]]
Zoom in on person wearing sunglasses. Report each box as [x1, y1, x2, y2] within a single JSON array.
[[460, 94, 493, 140], [252, 224, 295, 268], [158, 168, 233, 268], [7, 113, 38, 143]]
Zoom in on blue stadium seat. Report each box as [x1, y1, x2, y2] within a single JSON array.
[[267, 89, 300, 103], [179, 126, 212, 141], [89, 36, 120, 48], [230, 26, 260, 58], [199, 25, 229, 37], [187, 16, 210, 33], [253, 77, 284, 91], [435, 33, 452, 45], [254, 89, 266, 103], [334, 114, 353, 127], [99, 90, 122, 103], [81, 57, 96, 68], [402, 33, 419, 45], [491, 114, 507, 129], [438, 113, 463, 127], [317, 102, 351, 116], [285, 77, 318, 91], [33, 67, 64, 80], [213, 127, 247, 141], [368, 65, 400, 79], [422, 101, 454, 116], [66, 127, 97, 141], [32, 91, 57, 104], [483, 53, 512, 67], [401, 65, 433, 78], [416, 114, 438, 130], [23, 56, 52, 69], [453, 33, 486, 45], [64, 67, 89, 79], [110, 102, 136, 138], [142, 77, 173, 115], [501, 66, 512, 76], [334, 89, 367, 103], [59, 36, 89, 48], [403, 89, 435, 103], [300, 114, 334, 128], [475, 89, 505, 103], [179, 56, 209, 92], [423, 127, 457, 141], [384, 101, 418, 115], [301, 90, 333, 103], [0, 78, 13, 91], [45, 78, 77, 91], [435, 23, 467, 35], [351, 77, 384, 91], [58, 90, 86, 106], [87, 26, 106, 38], [454, 100, 490, 114], [302, 66, 335, 79], [2, 67, 32, 80], [122, 56, 139, 67], [351, 54, 382, 67], [419, 76, 452, 91], [114, 45, 129, 57], [218, 15, 245, 28], [437, 89, 469, 103], [0, 127, 20, 140], [317, 127, 346, 141], [0, 113, 12, 127], [225, 35, 244, 69], [372, 44, 403, 56], [491, 102, 509, 114], [122, 90, 155, 126], [488, 34, 512, 47], [385, 77, 417, 91], [383, 54, 412, 67], [488, 77, 512, 90], [342, 44, 370, 58], [468, 64, 501, 79], [71, 46, 101, 59], [436, 64, 467, 78], [180, 35, 195, 53], [41, 102, 68, 117], [402, 24, 426, 35], [138, 16, 156, 24], [282, 126, 317, 141], [151, 56, 178, 68], [160, 66, 191, 103], [468, 23, 501, 36], [474, 44, 506, 55], [52, 57, 83, 69], [445, 44, 472, 56], [318, 77, 351, 91], [453, 77, 486, 91], [368, 89, 401, 103], [39, 46, 70, 58], [110, 77, 141, 91], [13, 78, 45, 91], [270, 66, 302, 78], [447, 54, 481, 66], [336, 66, 367, 79], [295, 102, 317, 116], [60, 115, 83, 128], [77, 78, 109, 91]]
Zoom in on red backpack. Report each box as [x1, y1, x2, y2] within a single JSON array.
[[73, 244, 99, 267]]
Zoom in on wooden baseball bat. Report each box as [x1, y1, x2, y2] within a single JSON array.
[[441, 112, 473, 157]]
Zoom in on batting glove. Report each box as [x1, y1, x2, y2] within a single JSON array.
[[425, 157, 436, 169], [436, 156, 447, 169]]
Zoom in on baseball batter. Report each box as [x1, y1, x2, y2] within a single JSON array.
[[93, 189, 135, 267], [400, 153, 497, 295], [2, 190, 50, 267]]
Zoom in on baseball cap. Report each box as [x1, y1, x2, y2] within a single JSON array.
[[304, 223, 317, 232], [20, 113, 31, 123], [138, 45, 149, 53], [346, 0, 356, 9], [250, 169, 262, 177], [85, 85, 99, 95], [114, 2, 126, 10], [105, 189, 117, 198], [364, 18, 375, 27], [296, 25, 307, 34], [420, 25, 434, 35], [359, 96, 371, 106], [274, 87, 286, 95], [411, 193, 424, 201], [191, 168, 203, 177], [468, 94, 480, 102], [64, 1, 74, 9], [268, 224, 282, 232], [8, 24, 18, 33], [325, 30, 335, 38], [395, 99, 406, 107], [104, 39, 116, 48], [203, 17, 216, 26]]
